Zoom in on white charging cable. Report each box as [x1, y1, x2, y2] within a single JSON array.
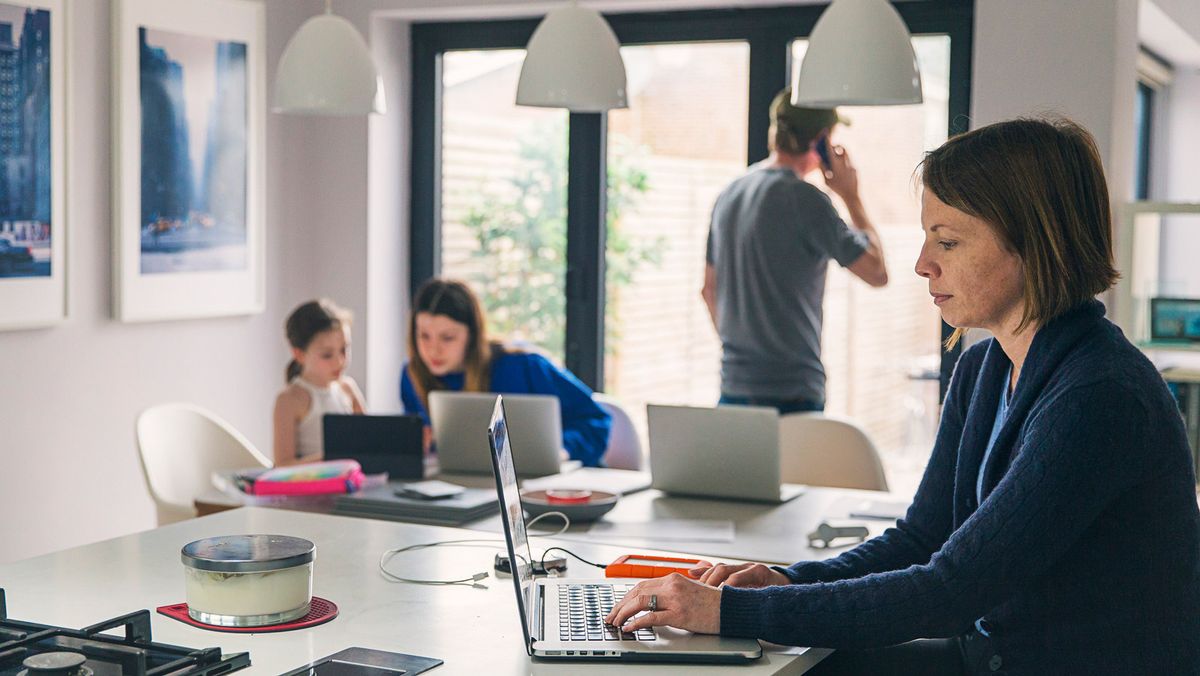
[[377, 511, 571, 589]]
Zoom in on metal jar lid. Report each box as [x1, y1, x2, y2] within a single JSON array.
[[181, 534, 315, 573]]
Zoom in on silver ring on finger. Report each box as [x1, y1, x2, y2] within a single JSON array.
[[648, 594, 658, 612]]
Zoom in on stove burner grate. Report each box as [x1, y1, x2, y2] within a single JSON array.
[[0, 589, 250, 676]]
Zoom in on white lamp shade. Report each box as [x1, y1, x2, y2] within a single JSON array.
[[793, 0, 922, 107], [273, 13, 386, 115], [516, 3, 627, 112]]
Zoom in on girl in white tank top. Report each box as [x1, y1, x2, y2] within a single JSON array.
[[289, 377, 355, 460], [273, 300, 367, 466]]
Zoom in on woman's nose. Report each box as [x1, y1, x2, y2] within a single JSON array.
[[915, 248, 938, 279]]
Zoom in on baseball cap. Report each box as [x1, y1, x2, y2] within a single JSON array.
[[769, 88, 849, 141]]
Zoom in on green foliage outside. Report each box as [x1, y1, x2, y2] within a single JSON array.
[[460, 119, 663, 364]]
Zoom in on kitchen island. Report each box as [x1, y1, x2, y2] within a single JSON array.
[[0, 506, 828, 674]]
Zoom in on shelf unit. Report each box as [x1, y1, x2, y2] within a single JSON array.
[[1114, 201, 1200, 349]]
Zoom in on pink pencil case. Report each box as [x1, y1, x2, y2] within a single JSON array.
[[248, 459, 365, 496]]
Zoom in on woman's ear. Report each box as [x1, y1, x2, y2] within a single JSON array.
[[291, 346, 307, 365]]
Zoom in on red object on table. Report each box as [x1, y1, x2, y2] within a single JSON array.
[[606, 554, 712, 579], [156, 597, 338, 633], [544, 489, 593, 504]]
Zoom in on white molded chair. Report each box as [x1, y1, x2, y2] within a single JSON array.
[[593, 393, 643, 470], [136, 403, 271, 525], [779, 412, 889, 491]]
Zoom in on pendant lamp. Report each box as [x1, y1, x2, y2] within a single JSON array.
[[516, 1, 627, 112], [274, 0, 386, 115], [793, 0, 922, 107]]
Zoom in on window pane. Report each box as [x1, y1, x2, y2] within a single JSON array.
[[604, 41, 750, 446], [791, 36, 952, 497], [1133, 81, 1152, 200], [440, 50, 569, 361]]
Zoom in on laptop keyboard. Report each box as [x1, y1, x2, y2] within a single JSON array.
[[558, 583, 657, 642]]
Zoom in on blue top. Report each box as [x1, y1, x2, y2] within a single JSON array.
[[720, 300, 1200, 673], [400, 351, 612, 467], [975, 365, 1011, 638], [977, 364, 1012, 504]]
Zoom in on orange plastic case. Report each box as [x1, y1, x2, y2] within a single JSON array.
[[605, 554, 712, 579]]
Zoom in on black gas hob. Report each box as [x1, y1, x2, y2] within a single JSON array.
[[0, 589, 249, 676]]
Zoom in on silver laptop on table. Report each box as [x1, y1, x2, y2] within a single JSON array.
[[431, 391, 564, 477], [487, 395, 762, 663], [648, 404, 805, 503]]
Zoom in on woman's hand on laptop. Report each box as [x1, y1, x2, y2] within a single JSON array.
[[694, 562, 791, 588], [605, 573, 721, 635]]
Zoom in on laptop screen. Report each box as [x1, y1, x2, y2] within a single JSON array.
[[487, 395, 537, 651]]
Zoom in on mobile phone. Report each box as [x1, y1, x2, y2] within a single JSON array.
[[815, 136, 832, 170]]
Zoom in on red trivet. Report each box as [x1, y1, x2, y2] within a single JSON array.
[[156, 596, 338, 633]]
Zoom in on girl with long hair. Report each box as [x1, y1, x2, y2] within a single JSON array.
[[401, 278, 611, 466]]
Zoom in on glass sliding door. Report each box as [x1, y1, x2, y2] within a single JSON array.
[[411, 7, 975, 484], [440, 50, 569, 361], [603, 41, 750, 445], [790, 35, 952, 495]]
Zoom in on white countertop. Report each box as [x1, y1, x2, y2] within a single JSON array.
[[472, 486, 901, 565], [0, 507, 830, 675], [201, 477, 902, 566]]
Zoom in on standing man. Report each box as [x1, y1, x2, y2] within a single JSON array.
[[702, 88, 887, 414]]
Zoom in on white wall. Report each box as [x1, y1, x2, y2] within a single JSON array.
[[1144, 0, 1200, 66], [1159, 70, 1200, 294], [972, 0, 1139, 207], [0, 0, 326, 563], [365, 10, 411, 411], [1162, 71, 1200, 201]]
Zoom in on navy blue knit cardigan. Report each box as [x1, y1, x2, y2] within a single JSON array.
[[721, 301, 1200, 673]]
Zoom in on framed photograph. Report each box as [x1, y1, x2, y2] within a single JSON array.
[[0, 0, 65, 330], [113, 0, 264, 322]]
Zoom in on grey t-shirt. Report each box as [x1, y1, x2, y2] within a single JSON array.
[[706, 166, 869, 402]]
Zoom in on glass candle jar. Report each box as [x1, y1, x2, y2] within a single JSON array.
[[181, 534, 315, 627]]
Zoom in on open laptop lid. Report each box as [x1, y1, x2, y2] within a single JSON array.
[[490, 398, 767, 664], [647, 404, 787, 502], [487, 395, 538, 654], [437, 391, 562, 476]]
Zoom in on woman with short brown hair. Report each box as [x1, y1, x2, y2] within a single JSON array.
[[607, 117, 1200, 674], [922, 117, 1120, 348]]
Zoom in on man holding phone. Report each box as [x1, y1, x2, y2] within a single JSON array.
[[702, 88, 887, 414]]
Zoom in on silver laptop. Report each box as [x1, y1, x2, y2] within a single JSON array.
[[431, 391, 563, 477], [487, 396, 762, 663], [647, 404, 805, 503]]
